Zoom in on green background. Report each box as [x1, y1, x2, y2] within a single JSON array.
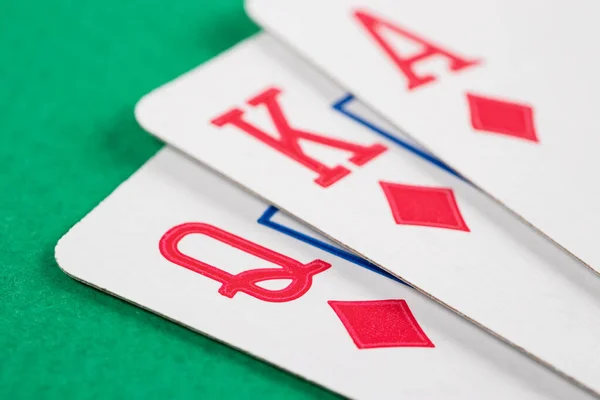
[[0, 1, 339, 398]]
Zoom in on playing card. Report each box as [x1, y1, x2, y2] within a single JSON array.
[[55, 146, 594, 400], [246, 0, 600, 274], [134, 34, 600, 393]]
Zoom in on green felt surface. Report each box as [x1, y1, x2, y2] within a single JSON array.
[[0, 1, 339, 398]]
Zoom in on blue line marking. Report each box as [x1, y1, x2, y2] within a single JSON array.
[[257, 206, 407, 285], [332, 93, 462, 178]]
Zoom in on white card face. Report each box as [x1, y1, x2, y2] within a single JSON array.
[[134, 34, 600, 394], [246, 0, 600, 273], [56, 147, 594, 400]]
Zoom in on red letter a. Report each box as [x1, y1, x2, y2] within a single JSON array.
[[211, 87, 387, 188], [354, 10, 479, 90]]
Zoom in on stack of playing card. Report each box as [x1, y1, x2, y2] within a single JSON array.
[[55, 0, 600, 398]]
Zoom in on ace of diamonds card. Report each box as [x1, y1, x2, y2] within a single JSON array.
[[246, 0, 600, 274]]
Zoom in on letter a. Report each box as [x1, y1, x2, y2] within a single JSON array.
[[354, 10, 479, 90], [211, 87, 387, 188]]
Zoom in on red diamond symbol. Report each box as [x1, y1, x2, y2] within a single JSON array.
[[328, 299, 434, 349], [467, 93, 538, 142], [380, 181, 470, 231]]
